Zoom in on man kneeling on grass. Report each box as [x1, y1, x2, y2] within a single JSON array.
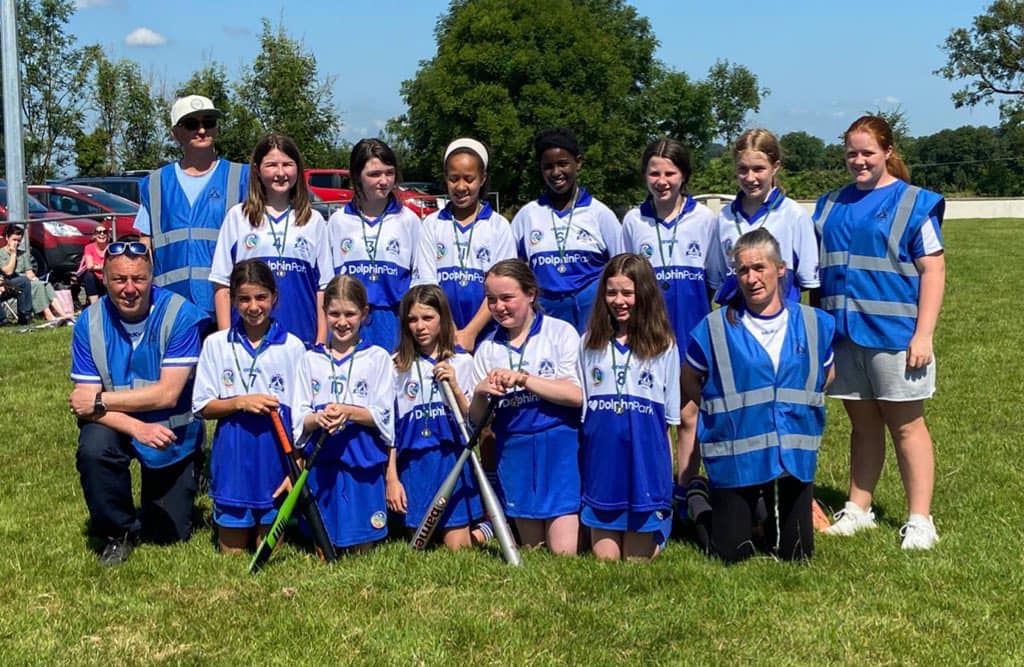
[[69, 242, 209, 566]]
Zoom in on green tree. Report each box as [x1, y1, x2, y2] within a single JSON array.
[[236, 19, 342, 167], [17, 0, 97, 181], [390, 0, 665, 210], [705, 59, 768, 145], [81, 49, 165, 173], [937, 0, 1024, 124], [648, 71, 715, 159], [779, 131, 825, 173]]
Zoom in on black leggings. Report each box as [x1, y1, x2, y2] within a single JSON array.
[[710, 477, 814, 564]]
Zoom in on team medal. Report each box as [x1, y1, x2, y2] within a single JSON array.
[[266, 207, 292, 279], [369, 273, 379, 282], [557, 264, 567, 274], [421, 427, 432, 438], [459, 276, 469, 287], [615, 403, 624, 415], [278, 269, 286, 278], [661, 281, 670, 291]]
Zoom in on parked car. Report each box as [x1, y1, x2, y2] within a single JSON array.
[[60, 175, 145, 203], [399, 181, 448, 210], [1, 188, 95, 279], [28, 184, 142, 240], [304, 168, 439, 218], [309, 191, 343, 221]]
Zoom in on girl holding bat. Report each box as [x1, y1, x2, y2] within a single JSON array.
[[192, 259, 311, 554], [299, 275, 396, 552], [580, 254, 680, 560], [387, 285, 485, 549], [470, 259, 584, 555]]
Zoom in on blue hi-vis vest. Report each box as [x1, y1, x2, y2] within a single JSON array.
[[698, 304, 830, 488], [141, 161, 247, 314], [86, 289, 205, 468], [815, 181, 944, 351]]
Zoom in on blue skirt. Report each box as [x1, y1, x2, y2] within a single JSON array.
[[398, 446, 483, 529], [538, 278, 599, 334], [307, 462, 387, 548], [581, 505, 672, 547], [496, 424, 581, 519]]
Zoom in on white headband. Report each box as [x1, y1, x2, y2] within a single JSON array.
[[444, 138, 489, 169]]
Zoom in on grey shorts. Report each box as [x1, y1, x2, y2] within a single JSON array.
[[827, 339, 936, 402]]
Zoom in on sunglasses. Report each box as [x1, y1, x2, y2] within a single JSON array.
[[178, 116, 218, 131], [94, 230, 109, 236], [105, 241, 149, 258]]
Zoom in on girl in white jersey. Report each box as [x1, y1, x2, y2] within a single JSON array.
[[413, 138, 515, 351], [708, 129, 819, 305], [387, 285, 484, 549], [327, 139, 422, 353], [511, 128, 623, 334], [299, 275, 396, 552], [211, 133, 332, 346], [471, 259, 584, 555], [621, 138, 717, 513], [193, 259, 310, 554], [580, 254, 680, 561]]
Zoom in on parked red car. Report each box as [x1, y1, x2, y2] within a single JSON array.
[[1, 187, 95, 278], [28, 184, 142, 240], [304, 168, 439, 218]]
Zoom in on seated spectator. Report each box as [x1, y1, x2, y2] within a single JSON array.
[[0, 225, 74, 324], [78, 225, 109, 304]]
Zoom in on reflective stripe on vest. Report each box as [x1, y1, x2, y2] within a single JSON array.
[[86, 294, 190, 429], [702, 306, 822, 458], [149, 161, 243, 235], [149, 227, 221, 248], [152, 266, 211, 287], [816, 185, 922, 320]]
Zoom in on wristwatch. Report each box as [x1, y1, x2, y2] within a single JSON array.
[[94, 391, 106, 417]]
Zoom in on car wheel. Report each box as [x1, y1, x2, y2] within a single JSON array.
[[30, 245, 49, 277]]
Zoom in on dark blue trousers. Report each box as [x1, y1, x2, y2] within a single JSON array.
[[76, 421, 197, 543]]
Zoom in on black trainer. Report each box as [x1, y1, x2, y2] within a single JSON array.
[[99, 534, 133, 567]]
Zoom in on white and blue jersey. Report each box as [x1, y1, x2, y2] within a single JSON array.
[[328, 197, 423, 351], [301, 340, 396, 467], [394, 353, 475, 453], [622, 196, 717, 349], [472, 313, 583, 438], [709, 189, 820, 303], [511, 188, 622, 298], [191, 320, 310, 509], [580, 339, 680, 513], [413, 202, 516, 330], [210, 204, 332, 346]]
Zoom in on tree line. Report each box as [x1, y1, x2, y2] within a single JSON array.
[[3, 0, 1022, 208]]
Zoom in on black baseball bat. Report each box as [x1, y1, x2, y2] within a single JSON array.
[[249, 426, 332, 574], [269, 410, 337, 563]]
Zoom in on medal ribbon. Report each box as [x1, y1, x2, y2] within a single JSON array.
[[230, 329, 273, 393], [548, 187, 579, 270], [610, 340, 632, 411], [324, 339, 358, 405], [265, 207, 292, 261], [452, 205, 479, 281], [358, 207, 387, 280]]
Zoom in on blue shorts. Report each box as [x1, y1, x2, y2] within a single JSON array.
[[538, 278, 599, 334], [362, 306, 399, 354], [496, 424, 581, 519], [307, 462, 387, 548], [398, 445, 483, 529], [581, 505, 672, 547], [213, 503, 278, 529]]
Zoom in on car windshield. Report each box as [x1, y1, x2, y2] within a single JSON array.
[[0, 189, 51, 214], [84, 190, 139, 213]]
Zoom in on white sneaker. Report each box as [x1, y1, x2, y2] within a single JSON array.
[[900, 514, 938, 550], [824, 501, 877, 536]]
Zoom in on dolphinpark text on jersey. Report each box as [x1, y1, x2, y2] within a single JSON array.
[[340, 262, 401, 279], [588, 397, 656, 415], [655, 267, 705, 283]]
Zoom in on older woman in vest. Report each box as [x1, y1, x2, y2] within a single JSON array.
[[682, 229, 835, 563]]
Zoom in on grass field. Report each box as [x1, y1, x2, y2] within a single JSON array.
[[1, 219, 1022, 665]]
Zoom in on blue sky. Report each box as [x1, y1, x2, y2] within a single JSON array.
[[68, 0, 1001, 145]]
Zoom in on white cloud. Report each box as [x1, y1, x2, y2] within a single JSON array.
[[124, 27, 167, 47], [75, 0, 112, 8]]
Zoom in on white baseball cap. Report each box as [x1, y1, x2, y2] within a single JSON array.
[[170, 95, 222, 127]]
